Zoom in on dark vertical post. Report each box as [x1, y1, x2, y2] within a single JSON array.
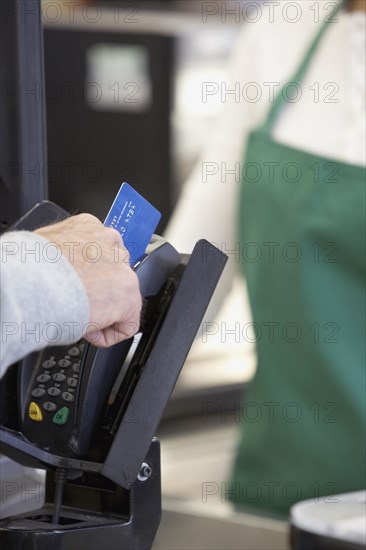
[[0, 0, 48, 232]]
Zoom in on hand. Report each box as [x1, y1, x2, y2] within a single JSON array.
[[35, 214, 142, 347]]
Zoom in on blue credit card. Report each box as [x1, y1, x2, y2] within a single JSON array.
[[104, 182, 161, 265]]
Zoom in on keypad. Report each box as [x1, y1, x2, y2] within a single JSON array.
[[29, 402, 43, 421], [53, 373, 66, 382], [47, 387, 61, 397], [31, 388, 45, 398], [37, 374, 51, 383], [28, 341, 84, 425], [58, 359, 71, 368], [67, 378, 77, 388], [62, 392, 75, 403], [43, 402, 57, 412], [53, 407, 69, 425], [42, 359, 56, 369]]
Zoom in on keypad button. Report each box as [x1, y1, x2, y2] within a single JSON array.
[[37, 374, 51, 383], [47, 387, 61, 397], [68, 347, 80, 357], [42, 359, 56, 369], [53, 373, 66, 382], [29, 402, 43, 422], [67, 378, 78, 388], [53, 407, 70, 425], [62, 392, 75, 403], [31, 388, 46, 398], [72, 364, 80, 373], [43, 402, 57, 412], [58, 359, 71, 368]]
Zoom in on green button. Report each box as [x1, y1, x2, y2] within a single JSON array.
[[53, 407, 69, 425]]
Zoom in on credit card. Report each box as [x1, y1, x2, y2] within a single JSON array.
[[104, 182, 161, 265]]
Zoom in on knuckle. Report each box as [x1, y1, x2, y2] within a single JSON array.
[[77, 213, 99, 224], [105, 226, 122, 240]]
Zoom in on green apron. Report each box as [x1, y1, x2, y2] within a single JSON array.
[[230, 17, 366, 517]]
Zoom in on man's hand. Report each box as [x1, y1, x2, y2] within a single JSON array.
[[35, 214, 142, 347]]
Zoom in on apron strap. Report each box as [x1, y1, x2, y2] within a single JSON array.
[[259, 0, 345, 135]]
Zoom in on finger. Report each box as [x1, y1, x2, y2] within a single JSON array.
[[84, 322, 138, 348], [84, 327, 112, 348]]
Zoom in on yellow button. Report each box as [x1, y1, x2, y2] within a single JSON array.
[[29, 401, 43, 422]]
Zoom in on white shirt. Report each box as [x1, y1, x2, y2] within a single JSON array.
[[165, 4, 366, 312]]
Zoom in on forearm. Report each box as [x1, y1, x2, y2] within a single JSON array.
[[0, 231, 89, 377]]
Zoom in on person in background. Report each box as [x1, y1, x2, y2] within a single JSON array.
[[165, 0, 365, 516], [0, 214, 142, 377]]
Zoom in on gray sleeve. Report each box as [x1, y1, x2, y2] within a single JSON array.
[[0, 231, 89, 377]]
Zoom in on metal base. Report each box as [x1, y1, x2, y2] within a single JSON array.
[[0, 440, 161, 550]]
